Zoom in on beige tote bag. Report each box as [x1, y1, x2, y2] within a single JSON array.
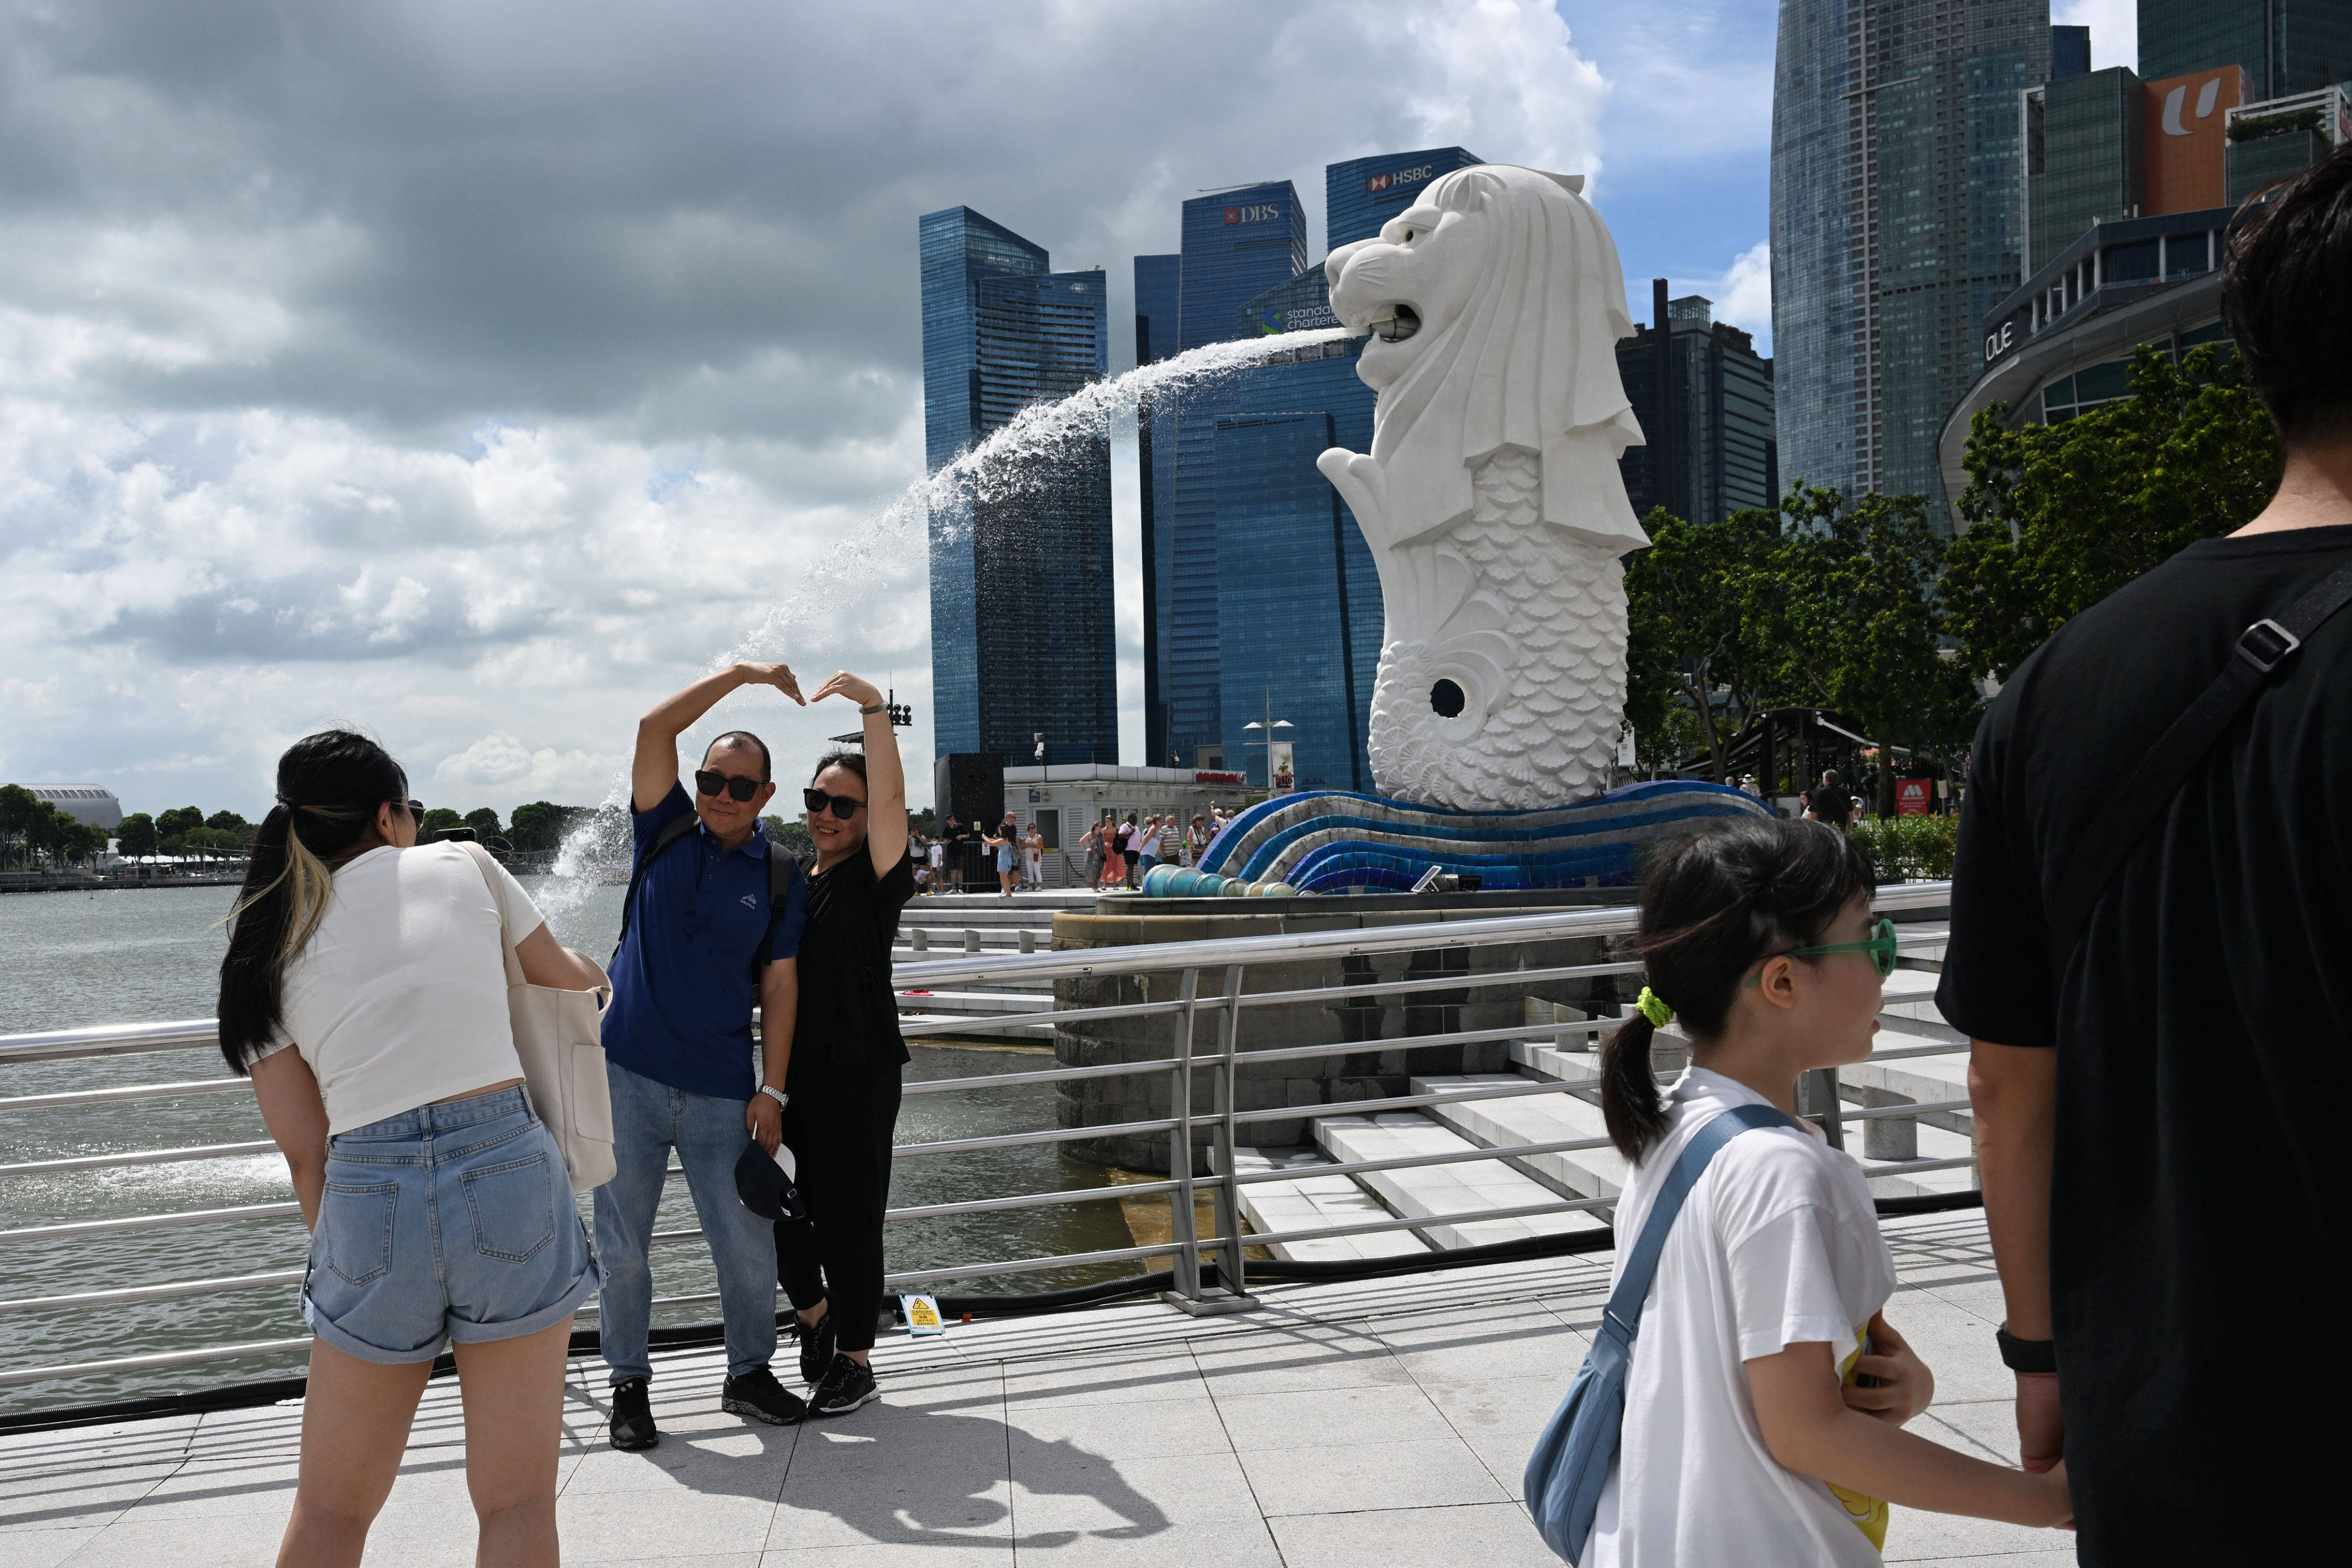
[[461, 843, 617, 1192]]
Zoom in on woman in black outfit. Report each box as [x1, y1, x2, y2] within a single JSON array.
[[775, 670, 912, 1415]]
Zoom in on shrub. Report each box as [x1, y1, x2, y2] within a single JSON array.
[[1850, 814, 1959, 883]]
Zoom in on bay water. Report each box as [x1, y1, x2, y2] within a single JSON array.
[[0, 882, 1134, 1415]]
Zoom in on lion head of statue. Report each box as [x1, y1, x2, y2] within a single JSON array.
[[1322, 164, 1648, 553]]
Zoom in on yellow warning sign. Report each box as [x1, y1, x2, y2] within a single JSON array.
[[901, 1293, 945, 1335]]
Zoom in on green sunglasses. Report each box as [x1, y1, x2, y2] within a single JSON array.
[[1744, 916, 1899, 986]]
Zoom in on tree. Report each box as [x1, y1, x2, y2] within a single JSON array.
[[26, 804, 76, 868], [64, 821, 107, 866], [762, 815, 815, 858], [205, 810, 249, 832], [421, 808, 465, 839], [1747, 487, 1982, 810], [463, 808, 504, 841], [118, 813, 159, 860], [507, 801, 585, 853], [1623, 506, 1776, 777], [1947, 344, 2280, 683], [0, 783, 35, 870], [156, 806, 204, 840]]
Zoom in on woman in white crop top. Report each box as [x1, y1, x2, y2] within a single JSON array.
[[219, 729, 605, 1568]]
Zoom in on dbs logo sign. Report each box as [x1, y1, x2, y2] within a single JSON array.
[[1223, 204, 1282, 225]]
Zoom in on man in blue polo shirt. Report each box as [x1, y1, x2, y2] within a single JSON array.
[[597, 660, 810, 1449]]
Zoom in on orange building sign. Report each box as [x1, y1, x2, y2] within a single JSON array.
[[2145, 65, 2251, 215]]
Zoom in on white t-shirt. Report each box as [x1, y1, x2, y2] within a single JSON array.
[[928, 840, 944, 867], [254, 843, 546, 1134], [1140, 829, 1163, 858], [1587, 1067, 1897, 1568]]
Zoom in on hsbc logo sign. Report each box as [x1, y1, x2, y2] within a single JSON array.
[[1368, 165, 1434, 193], [1224, 204, 1282, 225]]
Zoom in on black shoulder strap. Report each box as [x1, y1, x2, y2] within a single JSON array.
[[754, 840, 804, 974], [2048, 561, 2352, 968], [609, 808, 701, 963]]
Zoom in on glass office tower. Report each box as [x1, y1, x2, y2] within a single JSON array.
[[1771, 0, 2048, 522], [1324, 147, 1485, 250], [2141, 0, 2351, 102], [920, 207, 1116, 766], [2027, 67, 2145, 274], [1176, 183, 1307, 354], [1616, 289, 1778, 525]]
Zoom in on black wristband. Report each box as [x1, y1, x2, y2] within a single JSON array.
[[1995, 1323, 2058, 1374]]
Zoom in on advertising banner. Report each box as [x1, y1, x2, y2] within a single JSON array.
[[1267, 741, 1296, 795], [1896, 778, 1933, 816]]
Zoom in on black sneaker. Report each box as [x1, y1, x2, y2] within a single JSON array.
[[790, 1308, 836, 1387], [608, 1377, 659, 1451], [719, 1364, 807, 1426], [810, 1353, 880, 1416]]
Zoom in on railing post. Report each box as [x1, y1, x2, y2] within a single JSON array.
[[1161, 965, 1257, 1316], [1798, 1067, 1846, 1150], [1861, 1086, 1917, 1161], [1210, 961, 1256, 1308]]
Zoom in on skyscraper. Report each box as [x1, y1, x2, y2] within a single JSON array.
[[1175, 183, 1306, 355], [1134, 252, 1183, 762], [1771, 0, 2049, 519], [920, 207, 1116, 767], [2139, 0, 2352, 102], [1616, 284, 1778, 526], [1324, 147, 1486, 250]]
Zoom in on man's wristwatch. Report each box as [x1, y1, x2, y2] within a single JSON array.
[[758, 1085, 788, 1110], [1995, 1322, 2058, 1374]]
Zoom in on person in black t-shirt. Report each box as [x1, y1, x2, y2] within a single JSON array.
[[1801, 768, 1855, 829], [1940, 145, 2352, 1565], [940, 814, 966, 891], [774, 672, 914, 1419]]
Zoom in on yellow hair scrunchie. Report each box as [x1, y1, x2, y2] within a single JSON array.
[[1635, 986, 1674, 1029]]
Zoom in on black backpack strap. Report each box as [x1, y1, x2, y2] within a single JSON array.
[[2048, 560, 2352, 967], [609, 807, 701, 963], [754, 840, 804, 976]]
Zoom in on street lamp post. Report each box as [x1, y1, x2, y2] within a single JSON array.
[[1240, 688, 1295, 795]]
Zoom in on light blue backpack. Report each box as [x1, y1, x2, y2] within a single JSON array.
[[1525, 1102, 1801, 1563]]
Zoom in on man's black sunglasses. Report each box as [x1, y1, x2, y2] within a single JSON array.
[[694, 770, 763, 802], [804, 787, 866, 819]]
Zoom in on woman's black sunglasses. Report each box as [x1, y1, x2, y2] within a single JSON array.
[[804, 787, 865, 820], [694, 770, 763, 802], [400, 799, 426, 820]]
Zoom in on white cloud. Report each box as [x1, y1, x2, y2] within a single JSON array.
[[0, 0, 1613, 818], [1667, 240, 1771, 354], [2053, 0, 2137, 74]]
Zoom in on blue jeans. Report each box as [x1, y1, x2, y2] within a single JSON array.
[[303, 1086, 598, 1364], [593, 1060, 778, 1382]]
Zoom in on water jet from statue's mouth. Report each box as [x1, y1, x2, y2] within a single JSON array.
[[1368, 303, 1421, 342]]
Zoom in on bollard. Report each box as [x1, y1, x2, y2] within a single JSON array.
[[910, 927, 929, 953], [1861, 1086, 1918, 1161], [963, 929, 981, 955], [1018, 929, 1036, 953]]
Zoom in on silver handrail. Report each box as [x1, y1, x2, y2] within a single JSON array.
[[0, 882, 1961, 1397]]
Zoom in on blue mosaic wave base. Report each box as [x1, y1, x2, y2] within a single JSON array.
[[1142, 781, 1775, 896]]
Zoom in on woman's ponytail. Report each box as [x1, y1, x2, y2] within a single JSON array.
[[217, 731, 406, 1072]]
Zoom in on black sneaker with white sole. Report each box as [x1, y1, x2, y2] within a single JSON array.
[[790, 1308, 836, 1387], [719, 1364, 808, 1426], [608, 1377, 659, 1451], [810, 1353, 880, 1416]]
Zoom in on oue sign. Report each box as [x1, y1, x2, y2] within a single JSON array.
[[1984, 319, 2017, 364]]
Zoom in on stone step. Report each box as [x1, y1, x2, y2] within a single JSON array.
[[1855, 1119, 1977, 1200], [1840, 1050, 1973, 1138], [1312, 1111, 1606, 1249], [1411, 1074, 1627, 1212], [1228, 1149, 1431, 1262]]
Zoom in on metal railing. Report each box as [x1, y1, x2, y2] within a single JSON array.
[[0, 883, 1963, 1396]]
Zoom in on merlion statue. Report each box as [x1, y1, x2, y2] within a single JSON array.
[[1316, 164, 1648, 812]]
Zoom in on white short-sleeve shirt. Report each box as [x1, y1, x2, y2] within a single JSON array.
[[1587, 1067, 1897, 1568], [255, 842, 547, 1134]]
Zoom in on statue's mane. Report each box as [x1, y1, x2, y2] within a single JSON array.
[[1370, 164, 1649, 551]]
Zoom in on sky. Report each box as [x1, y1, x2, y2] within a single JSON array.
[[1, 0, 2108, 819]]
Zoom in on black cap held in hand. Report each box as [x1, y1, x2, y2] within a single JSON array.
[[733, 1140, 806, 1223]]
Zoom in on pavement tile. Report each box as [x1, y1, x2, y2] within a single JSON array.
[[998, 1350, 1209, 1410], [1188, 1328, 1415, 1397], [1210, 1382, 1455, 1453], [1238, 1434, 1509, 1516], [1266, 1500, 1559, 1568], [1882, 1507, 2076, 1565], [1880, 1293, 2010, 1405], [764, 1468, 1015, 1551], [52, 1506, 292, 1567], [760, 1544, 1011, 1566], [0, 1461, 177, 1531], [1003, 1395, 1235, 1462], [1917, 1403, 2024, 1466], [0, 1415, 198, 1476], [1012, 1449, 1257, 1534], [565, 1426, 796, 1498], [116, 1454, 301, 1520], [1006, 1516, 1282, 1565], [6, 1526, 103, 1568], [556, 1485, 791, 1563]]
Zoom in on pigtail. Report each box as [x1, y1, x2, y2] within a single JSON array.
[[1598, 1011, 1669, 1161]]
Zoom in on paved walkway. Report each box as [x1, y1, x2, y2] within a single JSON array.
[[2, 1212, 2073, 1566]]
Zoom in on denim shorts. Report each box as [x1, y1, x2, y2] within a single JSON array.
[[302, 1084, 600, 1365]]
